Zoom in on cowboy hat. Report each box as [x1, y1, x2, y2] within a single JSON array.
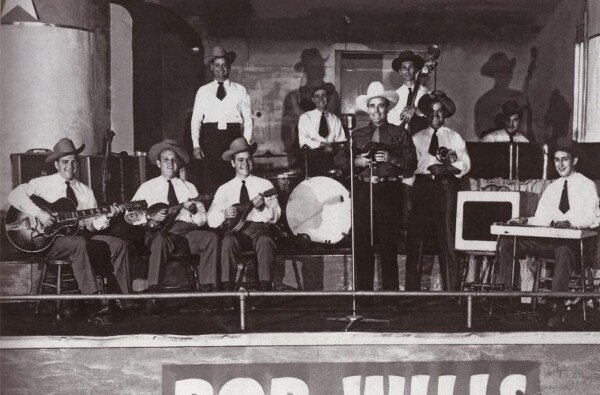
[[417, 90, 456, 118], [222, 138, 258, 161], [481, 52, 516, 76], [148, 139, 190, 164], [549, 137, 581, 158], [311, 82, 336, 96], [501, 100, 528, 117], [355, 81, 399, 113], [294, 48, 329, 72], [391, 50, 425, 73], [44, 138, 85, 163], [204, 46, 236, 67]]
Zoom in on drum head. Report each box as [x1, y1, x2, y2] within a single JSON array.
[[286, 176, 351, 244]]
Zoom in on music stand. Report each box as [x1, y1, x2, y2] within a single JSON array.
[[327, 114, 389, 331]]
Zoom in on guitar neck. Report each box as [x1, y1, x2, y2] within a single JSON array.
[[77, 202, 139, 219], [165, 194, 213, 214]]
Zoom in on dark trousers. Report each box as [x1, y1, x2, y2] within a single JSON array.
[[406, 176, 460, 291], [221, 222, 276, 283], [496, 236, 580, 292], [144, 221, 219, 287], [199, 123, 242, 193], [354, 181, 402, 291]]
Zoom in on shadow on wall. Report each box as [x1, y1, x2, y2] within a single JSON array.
[[544, 89, 571, 142], [474, 52, 525, 139], [280, 48, 340, 155]]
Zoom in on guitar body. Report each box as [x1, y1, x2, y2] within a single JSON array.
[[5, 197, 79, 253]]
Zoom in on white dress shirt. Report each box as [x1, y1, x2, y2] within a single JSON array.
[[190, 79, 253, 147], [481, 129, 529, 143], [8, 172, 109, 232], [207, 174, 281, 228], [412, 126, 471, 178], [387, 84, 428, 126], [297, 109, 346, 149], [528, 172, 600, 228], [129, 176, 207, 227]]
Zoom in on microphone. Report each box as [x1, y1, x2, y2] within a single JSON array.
[[342, 113, 356, 130], [343, 14, 351, 25], [428, 44, 441, 59]]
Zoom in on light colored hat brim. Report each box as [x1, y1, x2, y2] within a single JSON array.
[[355, 91, 399, 113], [148, 140, 190, 165], [44, 144, 85, 164], [204, 51, 236, 67], [222, 141, 258, 161]]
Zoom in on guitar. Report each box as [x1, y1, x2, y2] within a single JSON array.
[[220, 188, 278, 233], [5, 196, 147, 253], [145, 193, 214, 230]]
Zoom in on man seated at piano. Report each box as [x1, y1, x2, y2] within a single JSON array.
[[495, 137, 599, 326], [126, 139, 219, 294], [207, 138, 281, 293], [8, 138, 131, 316]]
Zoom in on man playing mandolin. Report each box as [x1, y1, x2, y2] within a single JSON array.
[[8, 138, 131, 312], [126, 139, 219, 294], [207, 138, 281, 293]]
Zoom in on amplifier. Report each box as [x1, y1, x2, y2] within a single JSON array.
[[10, 153, 58, 187]]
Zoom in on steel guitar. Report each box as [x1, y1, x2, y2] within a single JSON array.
[[490, 224, 597, 240]]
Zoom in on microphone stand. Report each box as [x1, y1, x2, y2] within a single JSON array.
[[327, 115, 389, 331]]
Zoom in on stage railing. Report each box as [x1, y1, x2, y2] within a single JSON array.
[[1, 291, 598, 331]]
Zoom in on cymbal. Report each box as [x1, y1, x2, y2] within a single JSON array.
[[254, 150, 287, 158]]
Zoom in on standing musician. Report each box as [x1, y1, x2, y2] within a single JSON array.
[[481, 100, 529, 143], [297, 83, 347, 176], [335, 81, 417, 291], [405, 91, 471, 292], [126, 139, 219, 293], [387, 50, 430, 134], [208, 138, 281, 292], [8, 138, 131, 307], [191, 45, 253, 193], [495, 137, 599, 327]]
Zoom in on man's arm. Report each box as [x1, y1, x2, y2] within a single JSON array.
[[297, 114, 320, 149], [8, 181, 44, 217], [207, 187, 227, 228], [186, 184, 207, 227], [240, 86, 253, 143], [190, 88, 206, 158]]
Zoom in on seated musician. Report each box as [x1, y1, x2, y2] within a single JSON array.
[[334, 81, 417, 291], [495, 137, 600, 326], [481, 100, 529, 143], [207, 138, 281, 292], [8, 138, 131, 312], [126, 139, 219, 293]]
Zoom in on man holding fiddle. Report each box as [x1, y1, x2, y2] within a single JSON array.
[[126, 139, 219, 293], [335, 81, 417, 291]]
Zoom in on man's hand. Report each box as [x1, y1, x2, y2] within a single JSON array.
[[400, 106, 416, 124], [35, 210, 55, 227], [427, 164, 447, 176], [224, 206, 239, 219], [507, 217, 528, 225], [252, 195, 265, 210], [193, 147, 205, 160], [147, 208, 167, 223], [374, 150, 389, 163], [183, 200, 198, 214], [354, 153, 372, 167], [106, 203, 123, 219], [553, 220, 571, 229]]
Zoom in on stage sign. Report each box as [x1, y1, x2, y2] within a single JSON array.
[[164, 361, 539, 395]]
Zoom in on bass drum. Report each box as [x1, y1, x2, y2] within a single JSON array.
[[286, 176, 351, 244]]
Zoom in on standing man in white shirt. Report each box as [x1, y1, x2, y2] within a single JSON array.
[[481, 100, 530, 143], [495, 137, 600, 326], [207, 138, 281, 292], [191, 46, 253, 193], [8, 138, 131, 301], [387, 50, 429, 135], [126, 139, 219, 292], [405, 91, 471, 291], [297, 83, 346, 176]]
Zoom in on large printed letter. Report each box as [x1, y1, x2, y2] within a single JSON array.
[[500, 374, 526, 395], [220, 378, 265, 395], [175, 378, 214, 395], [271, 377, 309, 395]]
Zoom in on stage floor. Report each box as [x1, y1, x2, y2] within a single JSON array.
[[1, 297, 598, 336]]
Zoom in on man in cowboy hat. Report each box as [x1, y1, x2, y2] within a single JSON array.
[[8, 138, 131, 304], [388, 50, 430, 134], [405, 91, 471, 292], [297, 83, 347, 176], [207, 138, 281, 293], [334, 81, 417, 291], [495, 137, 599, 327], [481, 100, 529, 143], [126, 139, 219, 294], [190, 45, 253, 193]]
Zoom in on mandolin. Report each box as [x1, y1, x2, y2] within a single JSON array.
[[220, 188, 278, 233], [145, 193, 214, 230], [5, 196, 147, 253]]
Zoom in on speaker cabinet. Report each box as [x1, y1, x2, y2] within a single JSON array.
[[10, 153, 57, 187]]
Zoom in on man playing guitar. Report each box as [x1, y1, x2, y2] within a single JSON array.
[[126, 139, 219, 294], [8, 138, 131, 313], [207, 138, 281, 293]]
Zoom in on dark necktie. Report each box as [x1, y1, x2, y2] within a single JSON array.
[[428, 129, 439, 156], [65, 181, 78, 206], [216, 82, 226, 100], [318, 112, 329, 138], [239, 180, 250, 204], [508, 132, 515, 143], [406, 87, 413, 106], [559, 180, 570, 213], [167, 180, 178, 206]]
